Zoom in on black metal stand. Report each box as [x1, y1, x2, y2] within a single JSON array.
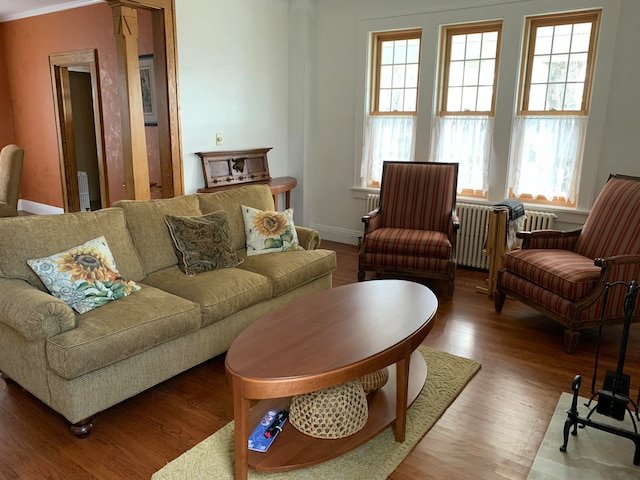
[[560, 280, 640, 466]]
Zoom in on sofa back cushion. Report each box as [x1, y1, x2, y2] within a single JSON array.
[[574, 175, 640, 260], [197, 184, 275, 252], [0, 208, 144, 290], [114, 195, 201, 275]]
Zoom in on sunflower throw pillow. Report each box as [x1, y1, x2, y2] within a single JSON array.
[[241, 205, 304, 256], [27, 236, 141, 314]]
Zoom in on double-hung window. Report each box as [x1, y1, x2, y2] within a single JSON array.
[[510, 10, 601, 206], [430, 21, 502, 197], [362, 29, 421, 188]]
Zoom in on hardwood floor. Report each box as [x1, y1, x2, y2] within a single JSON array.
[[1, 240, 639, 479]]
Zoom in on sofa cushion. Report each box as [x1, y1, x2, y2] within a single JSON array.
[[114, 195, 202, 275], [238, 249, 337, 297], [503, 248, 601, 300], [197, 184, 276, 251], [0, 208, 144, 290], [242, 205, 303, 255], [46, 285, 201, 380], [27, 236, 141, 314], [164, 211, 241, 276], [142, 265, 273, 327]]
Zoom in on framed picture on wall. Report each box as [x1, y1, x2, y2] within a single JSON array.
[[139, 54, 158, 126]]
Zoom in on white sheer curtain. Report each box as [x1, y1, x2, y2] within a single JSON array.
[[429, 116, 494, 194], [361, 115, 416, 186], [509, 116, 588, 203]]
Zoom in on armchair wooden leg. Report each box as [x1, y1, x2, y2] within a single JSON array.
[[494, 291, 507, 312], [357, 270, 365, 282], [563, 329, 581, 355], [447, 281, 455, 298]]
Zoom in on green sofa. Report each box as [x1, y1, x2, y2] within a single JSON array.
[[0, 184, 336, 436]]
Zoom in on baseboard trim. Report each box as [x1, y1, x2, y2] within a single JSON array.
[[18, 199, 64, 215], [311, 223, 361, 246]]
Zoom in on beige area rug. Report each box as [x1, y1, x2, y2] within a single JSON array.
[[152, 345, 481, 480], [528, 392, 640, 479]]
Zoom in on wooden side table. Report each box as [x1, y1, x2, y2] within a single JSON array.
[[269, 176, 296, 210], [197, 176, 297, 210]]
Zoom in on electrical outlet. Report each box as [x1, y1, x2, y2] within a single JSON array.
[[216, 133, 223, 146]]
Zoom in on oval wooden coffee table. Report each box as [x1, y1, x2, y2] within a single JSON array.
[[225, 279, 438, 480]]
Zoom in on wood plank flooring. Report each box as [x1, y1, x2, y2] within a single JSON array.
[[1, 240, 639, 479]]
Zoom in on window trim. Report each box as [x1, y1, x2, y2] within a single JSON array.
[[437, 21, 503, 117], [370, 28, 422, 116], [518, 9, 602, 116]]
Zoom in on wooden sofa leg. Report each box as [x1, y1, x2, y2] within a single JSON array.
[[563, 329, 581, 355], [494, 291, 507, 312], [70, 417, 95, 439], [0, 370, 16, 385]]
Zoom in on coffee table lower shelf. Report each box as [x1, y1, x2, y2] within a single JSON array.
[[247, 349, 428, 473]]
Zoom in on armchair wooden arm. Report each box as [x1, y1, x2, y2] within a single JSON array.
[[518, 227, 583, 250]]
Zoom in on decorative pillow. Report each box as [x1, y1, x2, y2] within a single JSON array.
[[27, 236, 141, 314], [164, 210, 241, 276], [241, 205, 304, 256]]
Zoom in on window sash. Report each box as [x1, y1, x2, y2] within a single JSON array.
[[371, 29, 422, 115], [519, 10, 601, 116], [439, 21, 502, 116]]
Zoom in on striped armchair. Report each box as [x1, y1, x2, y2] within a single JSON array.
[[358, 161, 460, 297], [495, 174, 640, 354]]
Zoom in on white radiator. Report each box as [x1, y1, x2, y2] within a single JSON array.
[[457, 203, 557, 269], [458, 203, 493, 269], [78, 171, 90, 211], [366, 193, 380, 213], [363, 194, 557, 270]]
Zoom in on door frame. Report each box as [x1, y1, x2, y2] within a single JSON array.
[[49, 49, 109, 212]]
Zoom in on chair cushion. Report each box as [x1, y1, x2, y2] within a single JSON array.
[[574, 176, 640, 260], [363, 228, 451, 258], [503, 249, 601, 300]]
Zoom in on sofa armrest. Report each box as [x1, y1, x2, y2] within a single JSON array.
[[296, 226, 321, 250], [517, 227, 582, 250], [0, 277, 76, 340]]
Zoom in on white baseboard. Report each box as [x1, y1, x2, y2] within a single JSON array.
[[18, 199, 64, 215], [311, 224, 361, 246]]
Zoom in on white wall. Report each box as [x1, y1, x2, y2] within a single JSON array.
[[174, 0, 295, 204], [175, 0, 640, 244], [307, 0, 636, 243]]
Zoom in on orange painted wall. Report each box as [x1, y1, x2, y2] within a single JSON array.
[[2, 4, 118, 208], [0, 25, 16, 148], [2, 4, 159, 209]]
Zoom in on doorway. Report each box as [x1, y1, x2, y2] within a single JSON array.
[[49, 49, 108, 213]]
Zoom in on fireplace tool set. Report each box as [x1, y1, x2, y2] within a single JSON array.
[[560, 280, 640, 466]]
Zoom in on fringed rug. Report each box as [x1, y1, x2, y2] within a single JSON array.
[[153, 345, 480, 480], [528, 392, 640, 479]]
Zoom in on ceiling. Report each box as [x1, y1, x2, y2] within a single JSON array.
[[0, 0, 101, 22]]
